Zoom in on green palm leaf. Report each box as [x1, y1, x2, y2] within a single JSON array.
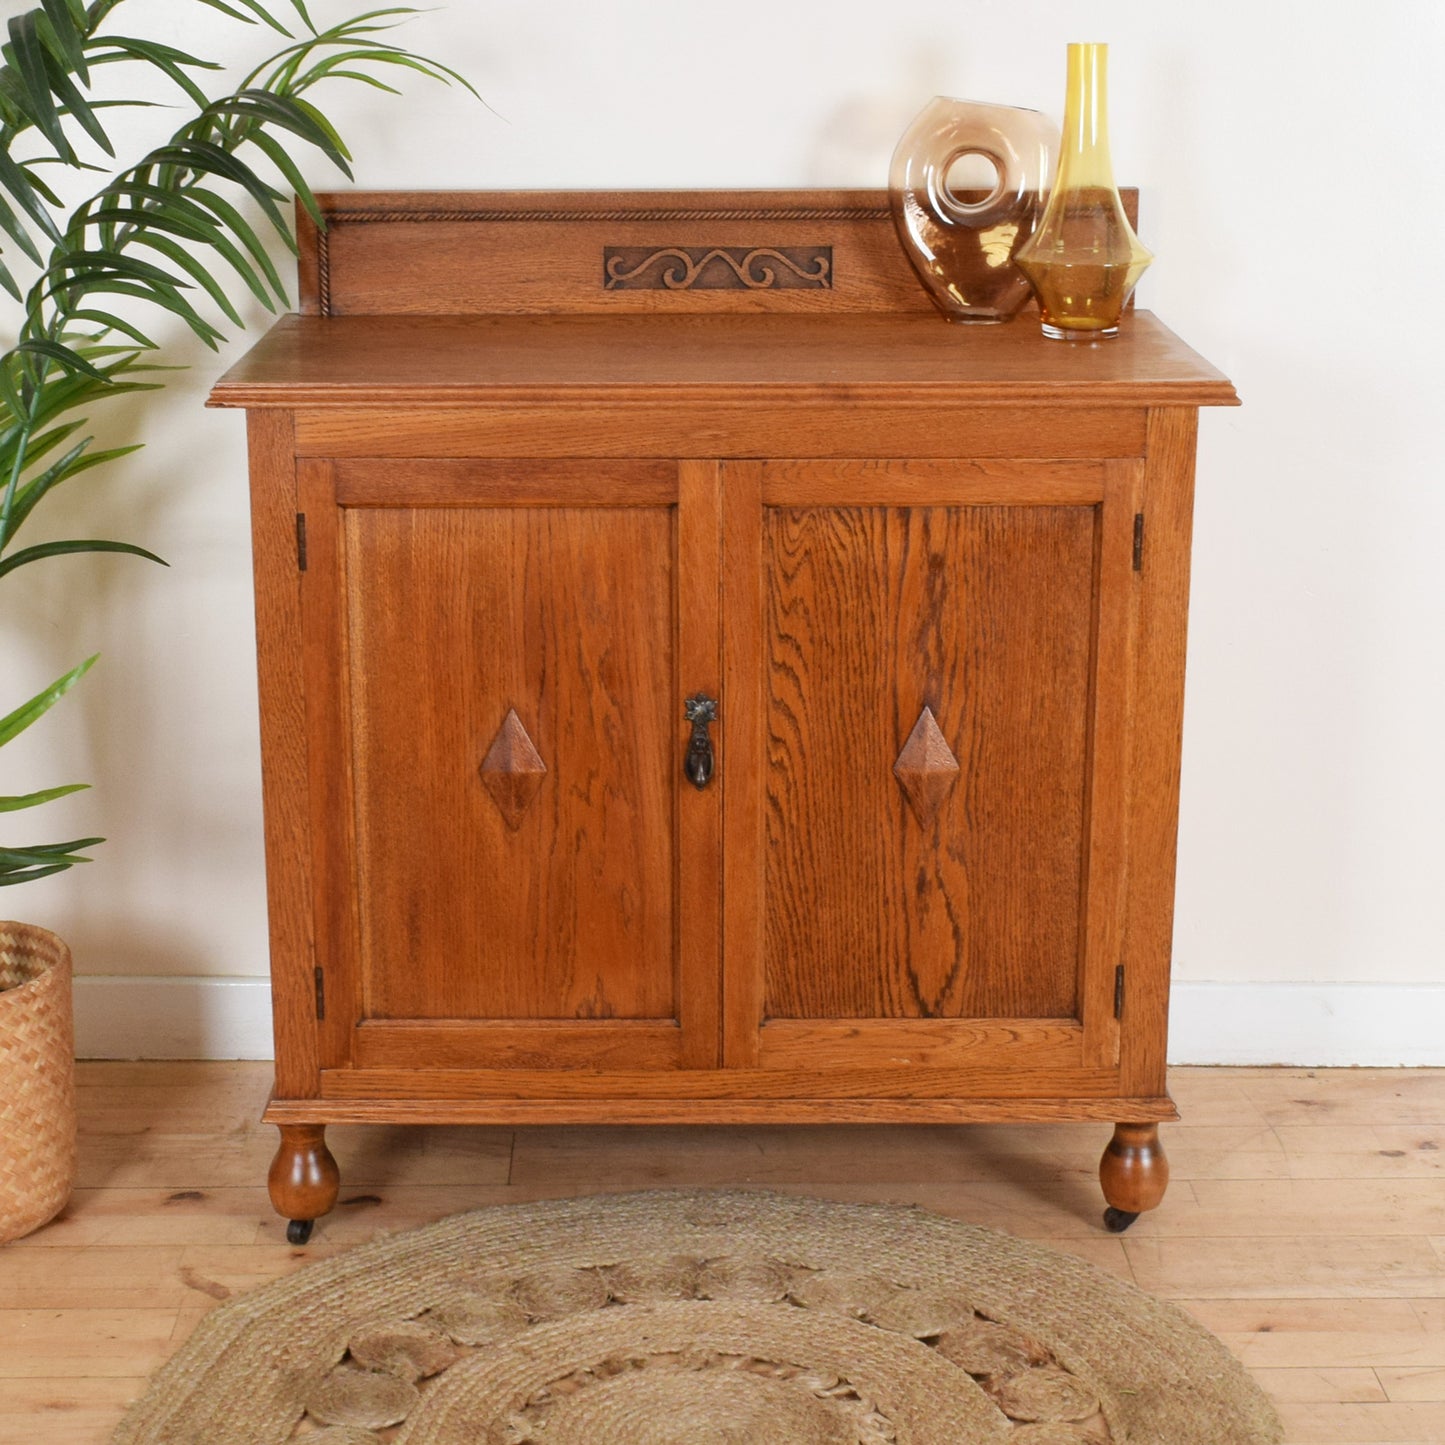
[[145, 141, 292, 239], [126, 232, 245, 326], [0, 838, 105, 882], [210, 90, 352, 168], [243, 125, 329, 224], [38, 0, 88, 84], [65, 306, 158, 347], [0, 656, 96, 748], [5, 11, 71, 159], [0, 536, 166, 580], [194, 0, 296, 35], [4, 417, 85, 467], [0, 782, 89, 813], [3, 443, 145, 546], [0, 0, 479, 886], [0, 861, 86, 884], [35, 33, 112, 155], [0, 146, 62, 243], [80, 201, 223, 246], [14, 336, 109, 379], [0, 187, 44, 264], [98, 181, 287, 304]]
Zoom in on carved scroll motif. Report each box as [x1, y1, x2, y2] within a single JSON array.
[[603, 245, 832, 291]]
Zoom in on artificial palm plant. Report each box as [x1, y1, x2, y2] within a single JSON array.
[[0, 0, 470, 886], [0, 0, 471, 1242]]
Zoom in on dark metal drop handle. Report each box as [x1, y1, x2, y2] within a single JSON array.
[[684, 694, 718, 790]]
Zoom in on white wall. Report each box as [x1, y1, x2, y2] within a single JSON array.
[[6, 0, 1443, 1063]]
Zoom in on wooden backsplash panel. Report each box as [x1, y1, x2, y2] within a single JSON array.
[[298, 189, 1140, 317]]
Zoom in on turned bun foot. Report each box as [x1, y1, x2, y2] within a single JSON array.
[[1099, 1122, 1168, 1231], [268, 1124, 339, 1239]]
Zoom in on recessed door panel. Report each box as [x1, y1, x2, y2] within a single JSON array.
[[347, 503, 675, 1021], [298, 459, 722, 1072], [763, 502, 1095, 1020], [723, 459, 1139, 1080]]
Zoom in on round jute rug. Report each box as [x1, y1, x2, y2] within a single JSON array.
[[112, 1191, 1281, 1445]]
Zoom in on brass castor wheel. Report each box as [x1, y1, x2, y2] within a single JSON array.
[[287, 1218, 314, 1245], [1103, 1207, 1140, 1234]]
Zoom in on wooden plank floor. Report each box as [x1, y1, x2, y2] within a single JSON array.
[[1, 1063, 1442, 1443]]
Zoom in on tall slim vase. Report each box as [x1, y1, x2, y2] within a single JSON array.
[[1015, 44, 1152, 340]]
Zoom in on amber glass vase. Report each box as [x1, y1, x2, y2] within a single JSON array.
[[889, 98, 1057, 323], [1015, 44, 1152, 340]]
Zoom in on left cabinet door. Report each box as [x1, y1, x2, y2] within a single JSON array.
[[296, 458, 722, 1074]]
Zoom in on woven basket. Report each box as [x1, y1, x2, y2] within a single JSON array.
[[0, 921, 76, 1243]]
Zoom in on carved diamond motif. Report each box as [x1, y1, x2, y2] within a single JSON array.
[[893, 706, 960, 827], [479, 709, 547, 829]]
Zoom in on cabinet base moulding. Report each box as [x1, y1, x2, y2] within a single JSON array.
[[263, 1095, 1179, 1127]]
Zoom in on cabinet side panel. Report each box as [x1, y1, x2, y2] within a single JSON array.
[[246, 412, 317, 1095], [1121, 408, 1199, 1096], [298, 462, 363, 1068], [345, 502, 677, 1022], [763, 502, 1095, 1020], [1078, 461, 1145, 1070]]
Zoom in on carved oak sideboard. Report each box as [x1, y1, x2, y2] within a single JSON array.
[[209, 189, 1237, 1242]]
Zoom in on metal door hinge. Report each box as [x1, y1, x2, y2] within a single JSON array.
[[296, 513, 308, 572], [1132, 513, 1144, 571], [314, 965, 325, 1020], [1114, 964, 1125, 1019]]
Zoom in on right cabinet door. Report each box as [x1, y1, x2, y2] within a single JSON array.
[[722, 459, 1141, 1094]]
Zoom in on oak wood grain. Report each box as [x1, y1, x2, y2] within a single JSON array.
[[209, 311, 1237, 411], [342, 489, 677, 1026], [290, 187, 1137, 320], [352, 1021, 682, 1071], [1119, 409, 1199, 1099], [720, 462, 766, 1069], [1078, 460, 1143, 1069], [275, 1092, 1175, 1126], [676, 461, 724, 1068], [244, 413, 314, 1097], [754, 1019, 1083, 1071], [303, 188, 928, 317], [290, 404, 1149, 461], [759, 490, 1096, 1023], [760, 458, 1108, 506], [296, 459, 359, 1071], [334, 458, 676, 507], [308, 1064, 1132, 1104]]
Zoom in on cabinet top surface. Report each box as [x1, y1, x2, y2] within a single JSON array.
[[209, 310, 1237, 410]]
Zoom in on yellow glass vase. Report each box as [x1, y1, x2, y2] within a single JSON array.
[[1015, 43, 1152, 340]]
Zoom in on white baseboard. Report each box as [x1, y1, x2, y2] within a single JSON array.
[[72, 976, 1445, 1067], [74, 976, 274, 1060], [1167, 982, 1445, 1067]]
